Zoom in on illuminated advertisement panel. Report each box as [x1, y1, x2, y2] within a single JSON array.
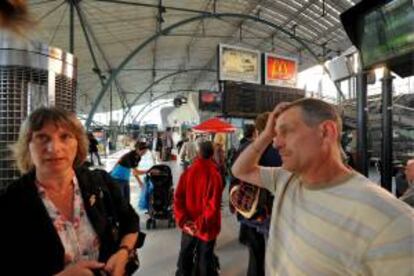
[[265, 53, 298, 87], [218, 44, 261, 84]]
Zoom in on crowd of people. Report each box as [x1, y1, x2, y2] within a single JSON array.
[[1, 1, 412, 275], [1, 99, 413, 275]]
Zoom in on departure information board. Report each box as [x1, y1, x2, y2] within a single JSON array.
[[222, 82, 305, 118]]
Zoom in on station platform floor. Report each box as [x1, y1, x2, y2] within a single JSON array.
[[96, 149, 248, 275]]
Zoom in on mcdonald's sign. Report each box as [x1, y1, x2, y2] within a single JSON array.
[[265, 53, 298, 87]]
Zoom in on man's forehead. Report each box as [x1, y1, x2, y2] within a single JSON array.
[[275, 107, 301, 126]]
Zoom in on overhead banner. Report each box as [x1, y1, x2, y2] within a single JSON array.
[[218, 44, 261, 84], [265, 53, 298, 87]]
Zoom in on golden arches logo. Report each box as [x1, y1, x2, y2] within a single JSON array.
[[270, 60, 289, 77]]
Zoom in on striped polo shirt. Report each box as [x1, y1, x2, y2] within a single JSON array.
[[260, 167, 414, 276]]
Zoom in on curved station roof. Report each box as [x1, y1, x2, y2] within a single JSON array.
[[26, 0, 360, 119]]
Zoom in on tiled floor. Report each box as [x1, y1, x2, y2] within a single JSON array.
[[98, 149, 248, 276]]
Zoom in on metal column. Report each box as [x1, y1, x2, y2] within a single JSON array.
[[381, 68, 394, 191], [69, 0, 75, 53], [356, 72, 368, 176]]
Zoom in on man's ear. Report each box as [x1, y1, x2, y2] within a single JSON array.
[[321, 121, 338, 142]]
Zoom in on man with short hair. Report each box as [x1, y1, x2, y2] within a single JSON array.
[[174, 140, 223, 276], [232, 98, 414, 275]]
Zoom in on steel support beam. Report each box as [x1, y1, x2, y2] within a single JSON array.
[[138, 101, 173, 124], [119, 68, 215, 127], [69, 0, 74, 53], [95, 0, 209, 14], [133, 89, 197, 123], [73, 2, 105, 86], [86, 12, 323, 129], [381, 68, 394, 192], [356, 72, 368, 176]]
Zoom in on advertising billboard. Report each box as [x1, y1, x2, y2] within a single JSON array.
[[218, 44, 261, 84], [264, 53, 298, 87]]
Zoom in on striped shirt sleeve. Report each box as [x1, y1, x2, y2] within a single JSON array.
[[260, 167, 292, 195], [362, 213, 414, 275]]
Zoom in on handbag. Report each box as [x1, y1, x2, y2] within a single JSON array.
[[125, 249, 140, 275], [125, 230, 146, 272], [229, 181, 260, 219], [95, 170, 146, 275]]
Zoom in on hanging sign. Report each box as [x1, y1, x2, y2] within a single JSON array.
[[265, 53, 298, 87], [218, 44, 261, 84]]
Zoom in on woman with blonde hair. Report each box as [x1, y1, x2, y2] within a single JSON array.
[[0, 107, 141, 276], [213, 133, 226, 185]]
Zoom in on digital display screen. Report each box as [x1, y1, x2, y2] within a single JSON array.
[[222, 82, 305, 118], [362, 0, 413, 67], [341, 0, 414, 77], [199, 91, 222, 112]]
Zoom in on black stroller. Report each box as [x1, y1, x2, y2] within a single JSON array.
[[144, 164, 175, 229]]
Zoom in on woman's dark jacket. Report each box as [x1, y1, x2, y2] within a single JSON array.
[[0, 166, 140, 276]]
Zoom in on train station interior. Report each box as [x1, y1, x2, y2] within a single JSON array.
[[0, 0, 413, 275]]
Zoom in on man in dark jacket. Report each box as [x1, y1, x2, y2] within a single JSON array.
[[88, 132, 103, 166]]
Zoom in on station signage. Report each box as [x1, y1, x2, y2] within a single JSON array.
[[218, 44, 261, 84], [264, 53, 298, 87]]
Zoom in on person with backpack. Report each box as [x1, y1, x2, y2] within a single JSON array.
[[230, 115, 282, 276]]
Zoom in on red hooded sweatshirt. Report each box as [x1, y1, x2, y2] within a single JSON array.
[[174, 157, 223, 241]]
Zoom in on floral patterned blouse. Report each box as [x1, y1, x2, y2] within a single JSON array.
[[36, 176, 100, 266]]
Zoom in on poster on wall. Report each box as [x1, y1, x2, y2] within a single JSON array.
[[264, 53, 298, 87], [218, 44, 261, 84]]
